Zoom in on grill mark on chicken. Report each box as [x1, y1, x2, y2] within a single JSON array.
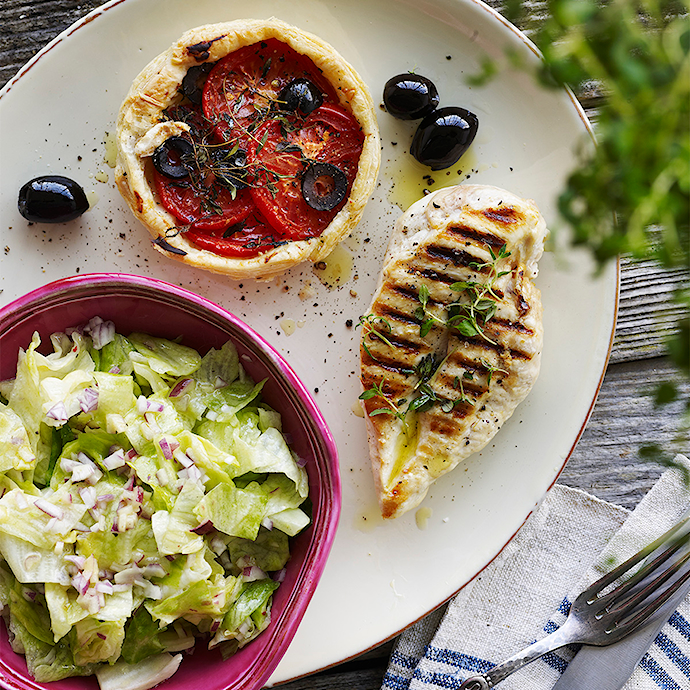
[[435, 371, 487, 397], [449, 332, 534, 361], [377, 306, 422, 327], [424, 244, 482, 269], [490, 317, 534, 335], [483, 206, 520, 224], [447, 224, 506, 249], [390, 284, 423, 301], [408, 267, 461, 287]]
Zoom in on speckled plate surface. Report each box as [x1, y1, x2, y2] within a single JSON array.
[[0, 0, 618, 684]]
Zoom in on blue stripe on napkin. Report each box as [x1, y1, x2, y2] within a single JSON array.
[[669, 611, 690, 640], [640, 654, 683, 690], [654, 631, 690, 679]]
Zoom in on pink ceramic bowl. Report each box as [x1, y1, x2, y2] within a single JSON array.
[[0, 273, 341, 690]]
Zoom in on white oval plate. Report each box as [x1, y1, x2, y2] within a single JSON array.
[[0, 0, 617, 684]]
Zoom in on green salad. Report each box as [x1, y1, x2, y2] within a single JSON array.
[[0, 317, 310, 689]]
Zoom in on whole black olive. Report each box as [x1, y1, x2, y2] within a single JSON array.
[[181, 64, 212, 105], [212, 147, 249, 190], [301, 162, 348, 211], [18, 176, 89, 223], [383, 73, 439, 120], [152, 136, 195, 179], [410, 106, 479, 170], [278, 79, 323, 117]]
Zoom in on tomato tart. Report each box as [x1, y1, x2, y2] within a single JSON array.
[[115, 18, 380, 280]]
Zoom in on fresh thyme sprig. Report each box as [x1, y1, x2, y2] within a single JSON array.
[[359, 380, 406, 421], [358, 314, 396, 361], [415, 243, 511, 343]]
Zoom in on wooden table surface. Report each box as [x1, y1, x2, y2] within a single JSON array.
[[1, 1, 688, 688]]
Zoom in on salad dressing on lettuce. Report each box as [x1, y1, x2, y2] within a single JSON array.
[[0, 318, 310, 689]]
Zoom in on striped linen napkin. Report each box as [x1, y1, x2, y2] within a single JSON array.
[[382, 454, 690, 690]]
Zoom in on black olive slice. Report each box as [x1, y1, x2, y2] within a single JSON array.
[[278, 78, 324, 116], [383, 73, 440, 121], [18, 175, 89, 223], [212, 147, 249, 190], [152, 137, 195, 179], [301, 162, 348, 211], [410, 106, 479, 170], [181, 64, 213, 104]]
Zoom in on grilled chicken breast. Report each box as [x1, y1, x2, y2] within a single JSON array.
[[360, 184, 547, 518]]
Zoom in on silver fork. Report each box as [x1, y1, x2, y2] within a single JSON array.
[[459, 517, 690, 690]]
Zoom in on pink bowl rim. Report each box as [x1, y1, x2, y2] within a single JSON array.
[[0, 272, 342, 690]]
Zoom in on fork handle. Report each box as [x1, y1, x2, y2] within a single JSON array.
[[459, 619, 579, 689]]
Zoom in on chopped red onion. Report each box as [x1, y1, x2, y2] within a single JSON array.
[[273, 568, 287, 583], [124, 475, 135, 491], [15, 492, 28, 510], [159, 438, 173, 460], [114, 566, 142, 584], [78, 387, 99, 413], [242, 565, 267, 582], [22, 588, 37, 602], [136, 396, 148, 414], [175, 451, 194, 469], [190, 520, 214, 535], [214, 377, 226, 389], [155, 469, 169, 487], [261, 517, 274, 531], [108, 366, 121, 374], [97, 494, 115, 504], [125, 448, 138, 461], [64, 555, 86, 569], [34, 499, 64, 520], [96, 632, 107, 640], [148, 401, 165, 413], [60, 457, 80, 473], [96, 580, 114, 594], [46, 402, 68, 423], [186, 465, 202, 483], [72, 573, 89, 595], [85, 317, 116, 350], [103, 449, 126, 470], [169, 378, 193, 398], [142, 563, 166, 578], [46, 517, 59, 532], [111, 584, 130, 593], [71, 464, 95, 483], [79, 486, 97, 509], [296, 456, 308, 468], [210, 620, 220, 633]]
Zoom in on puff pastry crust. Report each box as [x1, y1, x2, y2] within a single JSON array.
[[360, 185, 546, 518], [115, 18, 380, 280]]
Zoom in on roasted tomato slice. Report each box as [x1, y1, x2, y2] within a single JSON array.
[[247, 103, 364, 239], [202, 39, 340, 143], [154, 168, 254, 231], [184, 210, 286, 257]]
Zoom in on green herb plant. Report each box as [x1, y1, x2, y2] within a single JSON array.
[[491, 0, 689, 458]]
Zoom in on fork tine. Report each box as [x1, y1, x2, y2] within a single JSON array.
[[581, 517, 690, 604], [605, 546, 690, 617], [593, 533, 690, 612], [609, 558, 690, 634]]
